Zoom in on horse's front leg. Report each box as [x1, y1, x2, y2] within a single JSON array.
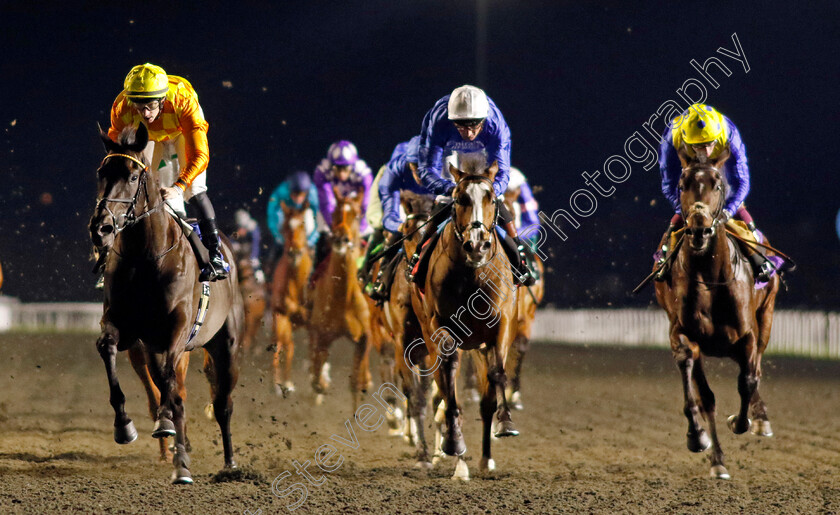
[[147, 347, 190, 484], [350, 333, 370, 412], [692, 357, 728, 479], [488, 338, 518, 438], [436, 349, 469, 480], [672, 332, 710, 453], [127, 342, 168, 460], [96, 323, 137, 444], [728, 332, 759, 436]]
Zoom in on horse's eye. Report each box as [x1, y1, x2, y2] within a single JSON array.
[[130, 174, 139, 183]]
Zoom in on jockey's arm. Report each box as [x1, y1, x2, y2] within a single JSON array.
[[518, 182, 541, 228], [359, 163, 373, 216], [266, 183, 285, 243], [313, 165, 336, 231], [489, 139, 511, 197], [378, 172, 402, 233], [417, 110, 456, 196], [723, 121, 750, 217], [659, 128, 682, 213], [172, 99, 209, 190]]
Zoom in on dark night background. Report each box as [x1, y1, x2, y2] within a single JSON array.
[[0, 1, 837, 308]]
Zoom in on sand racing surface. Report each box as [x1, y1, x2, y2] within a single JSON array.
[[0, 332, 838, 514]]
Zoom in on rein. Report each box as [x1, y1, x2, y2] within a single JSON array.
[[96, 152, 174, 260]]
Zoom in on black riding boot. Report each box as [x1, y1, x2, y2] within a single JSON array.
[[497, 202, 536, 286], [189, 192, 230, 282], [744, 244, 775, 282]]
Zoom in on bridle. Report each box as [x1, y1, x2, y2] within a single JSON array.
[[681, 164, 726, 240], [95, 152, 164, 234], [451, 175, 499, 244]]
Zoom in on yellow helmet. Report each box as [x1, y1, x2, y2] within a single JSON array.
[[123, 63, 169, 100], [679, 104, 725, 145]]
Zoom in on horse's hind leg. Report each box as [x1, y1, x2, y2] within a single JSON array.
[[309, 331, 330, 405], [378, 340, 403, 436], [350, 334, 371, 411], [506, 334, 529, 410], [97, 325, 137, 445], [693, 357, 729, 479], [146, 349, 191, 484], [175, 352, 191, 452], [205, 326, 240, 472], [128, 343, 168, 461]]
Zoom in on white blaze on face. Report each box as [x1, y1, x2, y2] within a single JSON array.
[[465, 182, 490, 244], [288, 218, 302, 230]]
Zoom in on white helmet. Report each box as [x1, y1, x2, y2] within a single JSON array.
[[506, 167, 526, 191], [447, 85, 489, 120]]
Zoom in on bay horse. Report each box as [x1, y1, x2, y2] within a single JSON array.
[[270, 201, 312, 395], [374, 191, 437, 467], [308, 189, 371, 409], [231, 228, 266, 357], [89, 124, 243, 484], [414, 155, 520, 480], [655, 148, 779, 480]]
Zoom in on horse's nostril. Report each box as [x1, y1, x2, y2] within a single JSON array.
[[703, 227, 713, 236], [463, 241, 474, 253], [98, 224, 114, 236], [480, 240, 492, 251]]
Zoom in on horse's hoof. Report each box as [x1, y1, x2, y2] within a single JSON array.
[[751, 419, 774, 437], [687, 430, 712, 453], [114, 420, 138, 445], [441, 435, 467, 457], [204, 403, 215, 420], [510, 391, 524, 411], [451, 458, 470, 481], [727, 415, 751, 435], [710, 464, 730, 480], [171, 468, 194, 485], [493, 420, 520, 438], [152, 418, 176, 438], [314, 393, 325, 406], [479, 457, 496, 472], [414, 460, 433, 470]]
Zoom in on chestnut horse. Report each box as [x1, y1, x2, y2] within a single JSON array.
[[231, 231, 266, 357], [270, 202, 312, 395], [501, 191, 545, 410], [414, 155, 520, 480], [655, 148, 779, 480], [308, 190, 371, 409], [89, 125, 242, 484], [373, 191, 437, 467]]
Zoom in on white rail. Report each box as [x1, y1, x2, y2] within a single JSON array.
[[0, 298, 838, 360], [532, 309, 840, 360]]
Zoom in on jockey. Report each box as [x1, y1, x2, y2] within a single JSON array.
[[231, 209, 265, 284], [100, 63, 230, 287], [359, 135, 433, 298], [409, 85, 536, 286], [266, 170, 319, 274], [505, 166, 541, 247], [312, 141, 373, 269], [656, 103, 774, 282]]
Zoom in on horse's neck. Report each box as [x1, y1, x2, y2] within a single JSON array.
[[680, 232, 733, 281], [118, 190, 177, 258], [327, 246, 359, 297]]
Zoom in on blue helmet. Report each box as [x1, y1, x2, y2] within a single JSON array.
[[288, 171, 311, 193]]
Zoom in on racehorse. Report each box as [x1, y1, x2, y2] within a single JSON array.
[[231, 230, 266, 357], [414, 155, 520, 480], [655, 148, 779, 480], [308, 188, 371, 409], [270, 201, 312, 394], [501, 191, 545, 410], [89, 124, 243, 484], [375, 191, 436, 467]]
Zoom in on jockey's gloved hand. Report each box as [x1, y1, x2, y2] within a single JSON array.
[[254, 269, 266, 284]]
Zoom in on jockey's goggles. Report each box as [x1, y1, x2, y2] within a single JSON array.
[[453, 118, 485, 129]]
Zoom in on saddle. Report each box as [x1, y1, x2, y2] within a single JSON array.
[[166, 208, 210, 271]]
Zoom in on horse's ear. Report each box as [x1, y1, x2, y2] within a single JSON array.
[[98, 123, 118, 153], [676, 145, 691, 168], [487, 160, 499, 182], [449, 164, 463, 184], [332, 185, 343, 202], [713, 147, 731, 169], [126, 123, 149, 152]]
